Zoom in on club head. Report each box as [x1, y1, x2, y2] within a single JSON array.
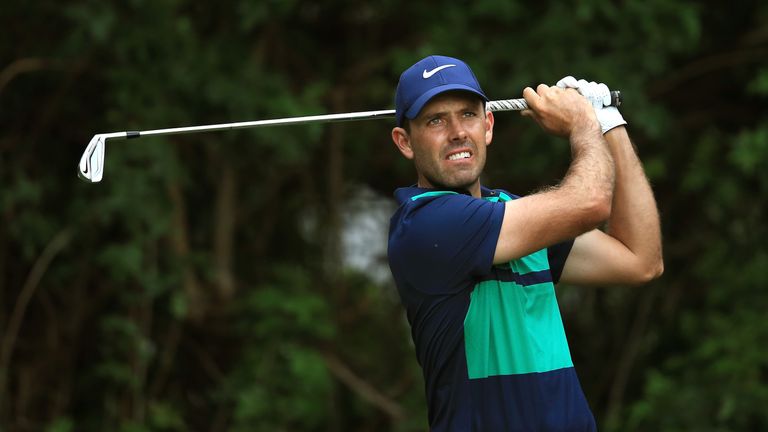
[[78, 134, 105, 183]]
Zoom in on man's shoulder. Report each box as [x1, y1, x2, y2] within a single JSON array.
[[388, 186, 506, 288], [482, 186, 519, 202], [391, 188, 476, 229], [389, 185, 508, 235]]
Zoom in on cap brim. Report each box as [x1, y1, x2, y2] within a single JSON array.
[[404, 84, 489, 122]]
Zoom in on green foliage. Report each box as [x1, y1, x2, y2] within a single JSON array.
[[2, 0, 767, 430], [627, 307, 768, 431], [225, 265, 335, 430], [731, 126, 768, 179], [45, 418, 74, 432], [748, 68, 768, 95], [620, 38, 768, 429], [146, 401, 187, 431]]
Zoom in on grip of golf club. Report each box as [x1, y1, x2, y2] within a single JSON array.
[[488, 90, 621, 112], [610, 91, 622, 107]]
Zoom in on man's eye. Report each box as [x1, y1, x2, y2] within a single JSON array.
[[464, 111, 477, 117], [428, 117, 442, 125]]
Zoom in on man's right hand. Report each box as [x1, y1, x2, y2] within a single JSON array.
[[521, 84, 602, 140], [494, 84, 614, 264]]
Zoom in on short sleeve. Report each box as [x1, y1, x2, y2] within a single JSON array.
[[547, 239, 574, 284], [388, 194, 505, 295]]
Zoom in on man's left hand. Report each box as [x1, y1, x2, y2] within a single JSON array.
[[556, 76, 627, 134]]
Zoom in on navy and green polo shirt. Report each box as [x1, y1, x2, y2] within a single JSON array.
[[387, 185, 596, 431]]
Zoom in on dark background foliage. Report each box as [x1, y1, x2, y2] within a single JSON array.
[[2, 1, 767, 430]]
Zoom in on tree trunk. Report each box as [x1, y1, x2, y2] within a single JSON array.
[[213, 165, 237, 302], [325, 90, 346, 300], [166, 181, 205, 321]]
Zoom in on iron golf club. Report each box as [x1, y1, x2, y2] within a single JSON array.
[[78, 92, 621, 183]]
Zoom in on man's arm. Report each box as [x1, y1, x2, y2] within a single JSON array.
[[560, 126, 664, 286], [493, 85, 615, 264]]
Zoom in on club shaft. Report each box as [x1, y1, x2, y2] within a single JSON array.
[[132, 109, 397, 139], [114, 94, 619, 140]]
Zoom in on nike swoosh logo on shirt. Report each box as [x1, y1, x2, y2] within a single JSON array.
[[422, 64, 456, 79]]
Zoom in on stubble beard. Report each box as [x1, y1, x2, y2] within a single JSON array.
[[416, 150, 485, 192]]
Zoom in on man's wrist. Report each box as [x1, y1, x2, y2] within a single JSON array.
[[597, 106, 627, 134], [569, 118, 605, 152], [572, 109, 602, 136]]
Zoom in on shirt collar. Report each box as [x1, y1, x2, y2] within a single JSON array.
[[394, 184, 498, 204]]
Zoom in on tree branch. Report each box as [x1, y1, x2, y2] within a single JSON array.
[[0, 58, 61, 94], [603, 288, 657, 426], [0, 229, 72, 408], [649, 48, 768, 98], [323, 352, 404, 422]]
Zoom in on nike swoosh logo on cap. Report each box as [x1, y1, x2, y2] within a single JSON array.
[[422, 64, 456, 79]]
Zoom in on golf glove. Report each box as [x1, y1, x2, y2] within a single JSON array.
[[556, 76, 626, 134]]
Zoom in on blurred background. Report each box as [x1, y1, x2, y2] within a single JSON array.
[[2, 0, 767, 430]]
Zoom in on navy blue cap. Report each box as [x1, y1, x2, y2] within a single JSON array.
[[394, 55, 488, 127]]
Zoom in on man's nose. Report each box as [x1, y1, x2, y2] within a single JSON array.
[[449, 118, 468, 141]]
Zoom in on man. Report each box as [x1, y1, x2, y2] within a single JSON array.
[[387, 55, 663, 431]]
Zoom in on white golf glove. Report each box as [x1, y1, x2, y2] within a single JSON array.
[[556, 76, 626, 134]]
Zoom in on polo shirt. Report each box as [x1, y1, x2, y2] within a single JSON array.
[[387, 185, 596, 431]]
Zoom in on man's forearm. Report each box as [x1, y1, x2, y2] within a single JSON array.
[[495, 87, 617, 264], [603, 127, 663, 277], [563, 126, 615, 208]]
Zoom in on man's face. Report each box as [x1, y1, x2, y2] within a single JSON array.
[[392, 91, 494, 197]]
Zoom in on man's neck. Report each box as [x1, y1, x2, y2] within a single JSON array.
[[416, 180, 482, 198]]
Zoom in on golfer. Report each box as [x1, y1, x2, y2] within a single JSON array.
[[387, 55, 663, 431]]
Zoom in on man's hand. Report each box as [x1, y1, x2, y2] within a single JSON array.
[[556, 76, 627, 134], [496, 84, 614, 264], [521, 84, 601, 138]]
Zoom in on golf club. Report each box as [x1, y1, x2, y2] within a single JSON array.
[[77, 91, 621, 183]]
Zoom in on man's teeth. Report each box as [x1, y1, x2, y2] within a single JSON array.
[[448, 151, 471, 161]]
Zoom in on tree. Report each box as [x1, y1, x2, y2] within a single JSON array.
[[1, 0, 766, 430]]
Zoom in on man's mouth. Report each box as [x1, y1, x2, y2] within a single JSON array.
[[447, 151, 472, 161]]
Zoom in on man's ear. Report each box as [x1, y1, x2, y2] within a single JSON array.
[[391, 127, 414, 159], [485, 111, 494, 145]]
